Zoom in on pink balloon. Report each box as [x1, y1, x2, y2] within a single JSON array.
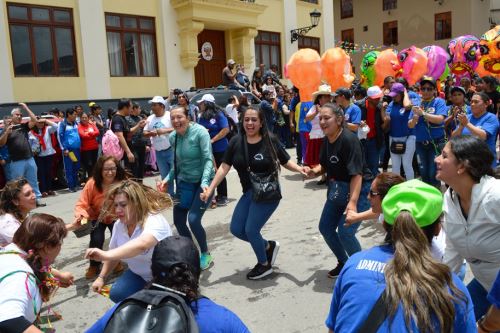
[[423, 45, 449, 80], [395, 46, 428, 86]]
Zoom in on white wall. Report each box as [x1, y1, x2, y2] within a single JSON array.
[[0, 3, 14, 103], [283, 0, 298, 66], [322, 0, 335, 50]]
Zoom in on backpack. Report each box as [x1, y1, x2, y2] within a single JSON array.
[[102, 119, 124, 160], [222, 111, 238, 141], [104, 288, 199, 333]]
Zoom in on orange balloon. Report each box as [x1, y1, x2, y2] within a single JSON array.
[[286, 48, 322, 101], [374, 49, 399, 87], [321, 48, 354, 91]]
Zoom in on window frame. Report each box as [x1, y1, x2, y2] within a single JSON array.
[[6, 2, 78, 77], [435, 11, 452, 40], [254, 30, 282, 75], [104, 12, 159, 77], [341, 28, 354, 52], [340, 0, 353, 19], [298, 36, 320, 54], [383, 20, 398, 46], [382, 0, 397, 11], [299, 0, 319, 4]]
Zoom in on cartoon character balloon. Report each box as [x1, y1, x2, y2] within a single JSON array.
[[285, 48, 322, 101], [373, 49, 399, 87], [360, 51, 379, 88], [320, 47, 355, 91], [423, 45, 449, 80], [393, 46, 428, 86], [477, 25, 500, 78], [447, 35, 481, 83]]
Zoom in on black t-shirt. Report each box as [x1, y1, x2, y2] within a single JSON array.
[[126, 115, 148, 147], [223, 135, 290, 193], [111, 114, 130, 143], [486, 90, 500, 114], [7, 122, 32, 161], [319, 129, 366, 182]]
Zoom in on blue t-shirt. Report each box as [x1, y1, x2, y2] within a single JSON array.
[[298, 101, 313, 133], [410, 98, 447, 142], [86, 297, 249, 333], [462, 111, 499, 166], [488, 269, 500, 308], [344, 104, 361, 132], [326, 245, 476, 333], [198, 111, 229, 153], [408, 90, 422, 107], [387, 102, 414, 138]]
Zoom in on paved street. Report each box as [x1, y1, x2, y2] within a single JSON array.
[[34, 149, 390, 332]]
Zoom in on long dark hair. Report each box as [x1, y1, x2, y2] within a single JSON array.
[[448, 136, 494, 182], [0, 178, 30, 221], [12, 213, 67, 301], [93, 155, 127, 192], [199, 101, 220, 120], [152, 263, 200, 302]]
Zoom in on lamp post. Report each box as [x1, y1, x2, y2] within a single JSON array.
[[290, 9, 321, 43]]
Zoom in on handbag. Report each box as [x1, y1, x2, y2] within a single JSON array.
[[243, 136, 282, 203], [390, 137, 408, 155]]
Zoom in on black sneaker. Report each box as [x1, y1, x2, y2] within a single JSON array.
[[266, 240, 280, 266], [246, 263, 273, 280], [327, 262, 344, 278], [216, 196, 229, 207]]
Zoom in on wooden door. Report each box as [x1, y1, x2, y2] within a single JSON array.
[[195, 30, 226, 88]]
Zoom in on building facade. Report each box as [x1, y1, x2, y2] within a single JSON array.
[[0, 0, 333, 112]]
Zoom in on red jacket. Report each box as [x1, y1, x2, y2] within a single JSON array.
[[78, 122, 99, 151]]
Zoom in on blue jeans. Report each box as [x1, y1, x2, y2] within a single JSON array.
[[62, 149, 81, 189], [467, 278, 492, 319], [173, 182, 210, 253], [319, 180, 371, 265], [362, 138, 381, 177], [230, 190, 280, 263], [415, 138, 445, 187], [156, 148, 173, 195], [109, 269, 147, 303], [8, 157, 42, 198]]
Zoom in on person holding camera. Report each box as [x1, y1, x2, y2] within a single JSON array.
[[0, 103, 45, 207]]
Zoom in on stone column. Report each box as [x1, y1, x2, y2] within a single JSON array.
[[231, 27, 258, 71], [177, 19, 204, 69]]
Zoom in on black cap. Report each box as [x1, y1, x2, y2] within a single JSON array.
[[335, 88, 352, 99], [450, 86, 466, 95], [420, 76, 437, 88], [151, 236, 200, 279]]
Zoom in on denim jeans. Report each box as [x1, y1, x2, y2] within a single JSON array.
[[173, 182, 210, 253], [62, 149, 81, 189], [467, 278, 492, 319], [230, 190, 280, 263], [109, 269, 147, 303], [299, 132, 309, 164], [8, 157, 42, 198], [89, 221, 114, 267], [389, 136, 416, 180], [319, 180, 371, 265], [156, 148, 173, 195], [415, 137, 445, 187], [362, 138, 381, 177]]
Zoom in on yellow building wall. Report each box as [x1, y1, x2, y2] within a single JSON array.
[[297, 0, 323, 52], [4, 0, 88, 102], [103, 0, 168, 98]]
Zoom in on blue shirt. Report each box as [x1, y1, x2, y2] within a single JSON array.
[[462, 111, 499, 166], [344, 104, 361, 132], [298, 101, 313, 133], [260, 100, 275, 130], [197, 111, 229, 153], [326, 245, 476, 333], [86, 297, 249, 333], [410, 98, 447, 142], [408, 90, 421, 107], [488, 269, 500, 308], [387, 102, 414, 138]]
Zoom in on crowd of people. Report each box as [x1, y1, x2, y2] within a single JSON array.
[[0, 61, 499, 332]]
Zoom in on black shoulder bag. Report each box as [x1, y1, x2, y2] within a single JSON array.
[[390, 136, 408, 155], [356, 291, 389, 333], [243, 136, 282, 203]]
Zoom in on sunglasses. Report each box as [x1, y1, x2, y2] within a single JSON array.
[[421, 87, 435, 92]]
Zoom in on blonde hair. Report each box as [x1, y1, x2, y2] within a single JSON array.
[[99, 180, 172, 227]]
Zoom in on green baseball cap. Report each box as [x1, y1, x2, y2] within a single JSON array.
[[382, 179, 443, 227]]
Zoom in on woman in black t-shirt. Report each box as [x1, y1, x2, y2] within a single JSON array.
[[305, 103, 371, 279], [201, 106, 305, 280]]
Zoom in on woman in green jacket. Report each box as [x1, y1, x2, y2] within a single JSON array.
[[158, 106, 214, 270]]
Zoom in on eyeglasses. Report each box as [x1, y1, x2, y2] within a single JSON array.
[[369, 189, 380, 196], [421, 87, 434, 92], [103, 167, 117, 172]]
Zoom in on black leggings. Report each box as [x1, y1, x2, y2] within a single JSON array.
[[213, 151, 228, 198], [89, 221, 114, 267], [81, 149, 98, 180]]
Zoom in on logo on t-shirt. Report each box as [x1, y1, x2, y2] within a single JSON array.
[[399, 108, 406, 115], [254, 153, 264, 161], [329, 155, 339, 164], [426, 107, 436, 114], [210, 118, 217, 125]]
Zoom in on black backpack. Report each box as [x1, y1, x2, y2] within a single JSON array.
[[104, 288, 199, 333]]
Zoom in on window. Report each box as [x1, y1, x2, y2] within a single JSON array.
[[7, 3, 77, 76], [341, 29, 354, 52], [255, 31, 282, 75], [298, 36, 320, 53], [383, 21, 398, 46], [105, 13, 158, 76], [435, 12, 452, 40], [383, 0, 397, 11], [300, 0, 319, 3], [340, 0, 353, 19]]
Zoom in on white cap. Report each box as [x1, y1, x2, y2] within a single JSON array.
[[148, 96, 166, 105], [366, 86, 383, 99], [227, 59, 236, 65], [197, 94, 215, 104]]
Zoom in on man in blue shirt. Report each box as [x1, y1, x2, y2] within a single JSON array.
[[335, 88, 361, 133], [477, 270, 500, 332], [259, 90, 276, 132]]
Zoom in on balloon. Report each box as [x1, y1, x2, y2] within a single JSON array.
[[320, 47, 355, 91], [373, 49, 399, 87], [360, 51, 379, 88], [393, 46, 428, 86], [477, 25, 500, 78], [447, 35, 481, 84], [423, 45, 449, 80], [286, 48, 322, 101], [439, 63, 450, 82]]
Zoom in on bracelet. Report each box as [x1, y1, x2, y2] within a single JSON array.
[[97, 275, 106, 280], [477, 316, 493, 333]]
